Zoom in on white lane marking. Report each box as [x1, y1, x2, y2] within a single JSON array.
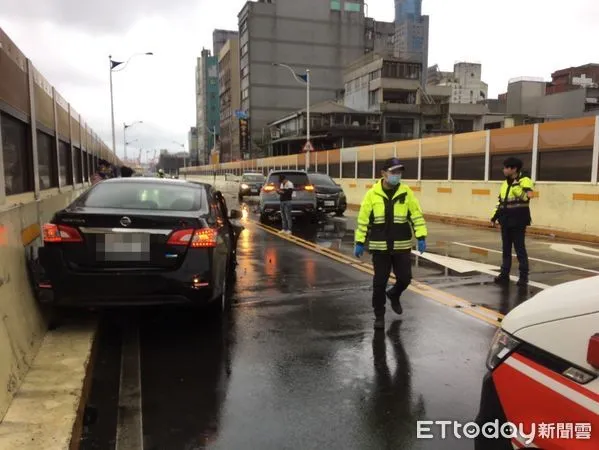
[[413, 250, 552, 290], [505, 357, 599, 415], [549, 243, 599, 260], [115, 320, 143, 450], [451, 242, 599, 275]]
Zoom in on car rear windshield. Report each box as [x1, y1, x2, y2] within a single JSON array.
[[267, 172, 310, 187], [79, 182, 208, 212], [308, 173, 337, 187], [242, 174, 266, 182]]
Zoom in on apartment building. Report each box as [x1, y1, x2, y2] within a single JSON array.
[[219, 38, 241, 162], [238, 0, 395, 157]]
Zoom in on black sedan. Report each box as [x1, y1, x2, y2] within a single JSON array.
[[308, 172, 347, 216], [37, 178, 242, 313]]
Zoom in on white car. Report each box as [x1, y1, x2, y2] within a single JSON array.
[[475, 275, 599, 449]]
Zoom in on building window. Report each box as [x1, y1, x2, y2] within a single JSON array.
[[452, 155, 485, 180], [537, 148, 593, 182], [1, 112, 32, 196], [421, 157, 449, 180], [489, 153, 532, 181], [344, 2, 361, 12], [74, 147, 83, 183], [368, 90, 378, 107], [37, 130, 58, 190], [82, 151, 89, 182], [58, 140, 72, 186], [242, 88, 249, 100]]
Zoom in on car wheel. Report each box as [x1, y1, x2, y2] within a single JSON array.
[[213, 263, 231, 316], [238, 194, 243, 202], [259, 212, 269, 223]]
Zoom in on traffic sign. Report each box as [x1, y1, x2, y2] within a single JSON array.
[[302, 141, 314, 152]]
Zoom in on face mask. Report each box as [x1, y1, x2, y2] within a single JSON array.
[[386, 174, 401, 186]]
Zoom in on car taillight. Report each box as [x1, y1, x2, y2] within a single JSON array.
[[304, 184, 315, 191], [588, 334, 599, 369], [42, 224, 83, 243], [167, 228, 217, 248], [262, 184, 275, 193]]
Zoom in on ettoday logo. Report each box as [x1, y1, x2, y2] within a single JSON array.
[[416, 420, 592, 445]]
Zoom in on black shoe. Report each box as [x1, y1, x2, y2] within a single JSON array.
[[374, 317, 385, 330], [516, 277, 529, 287], [494, 274, 510, 285], [386, 289, 403, 315]]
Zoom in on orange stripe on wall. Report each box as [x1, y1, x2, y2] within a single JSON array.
[[349, 183, 357, 188], [409, 186, 421, 192], [573, 193, 599, 201], [472, 189, 491, 196], [21, 223, 40, 246], [437, 187, 452, 194], [365, 184, 373, 189]]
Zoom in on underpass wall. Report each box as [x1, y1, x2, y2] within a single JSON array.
[[0, 188, 89, 421], [185, 174, 599, 241], [1, 26, 116, 420]]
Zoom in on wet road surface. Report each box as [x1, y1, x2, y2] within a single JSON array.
[[80, 220, 498, 450], [77, 194, 598, 450]]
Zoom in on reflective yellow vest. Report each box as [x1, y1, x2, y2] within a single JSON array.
[[355, 180, 427, 252], [491, 174, 534, 227]]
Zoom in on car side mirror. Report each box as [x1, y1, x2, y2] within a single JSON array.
[[230, 209, 243, 220]]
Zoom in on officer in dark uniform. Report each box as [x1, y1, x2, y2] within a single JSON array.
[[491, 157, 534, 287]]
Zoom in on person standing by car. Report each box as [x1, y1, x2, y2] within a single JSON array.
[[277, 174, 294, 234], [353, 158, 427, 330], [490, 157, 534, 287]]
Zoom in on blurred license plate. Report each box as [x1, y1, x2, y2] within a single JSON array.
[[98, 233, 150, 261], [251, 188, 258, 193], [324, 201, 335, 206]]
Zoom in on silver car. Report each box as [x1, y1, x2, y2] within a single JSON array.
[[259, 170, 317, 222]]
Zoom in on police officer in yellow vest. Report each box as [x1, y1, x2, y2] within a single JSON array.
[[354, 158, 427, 329], [491, 157, 534, 287]]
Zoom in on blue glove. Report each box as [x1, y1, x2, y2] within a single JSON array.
[[417, 239, 426, 254], [354, 243, 364, 258]]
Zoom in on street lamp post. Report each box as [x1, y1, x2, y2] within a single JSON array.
[[273, 63, 311, 170], [109, 52, 153, 154], [123, 120, 143, 161]]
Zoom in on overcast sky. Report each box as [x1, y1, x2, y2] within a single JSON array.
[[1, 0, 596, 161]]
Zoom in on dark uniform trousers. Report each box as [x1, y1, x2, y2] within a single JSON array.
[[500, 226, 529, 278], [372, 250, 412, 316]]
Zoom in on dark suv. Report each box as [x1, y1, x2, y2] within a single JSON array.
[[259, 170, 317, 222], [308, 172, 347, 216]]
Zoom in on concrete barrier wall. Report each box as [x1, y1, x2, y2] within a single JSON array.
[[185, 174, 599, 241], [0, 187, 87, 420]]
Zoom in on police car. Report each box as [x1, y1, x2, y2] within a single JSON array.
[[475, 275, 599, 449]]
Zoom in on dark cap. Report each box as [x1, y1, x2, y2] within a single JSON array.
[[382, 157, 405, 171], [503, 157, 523, 170]]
